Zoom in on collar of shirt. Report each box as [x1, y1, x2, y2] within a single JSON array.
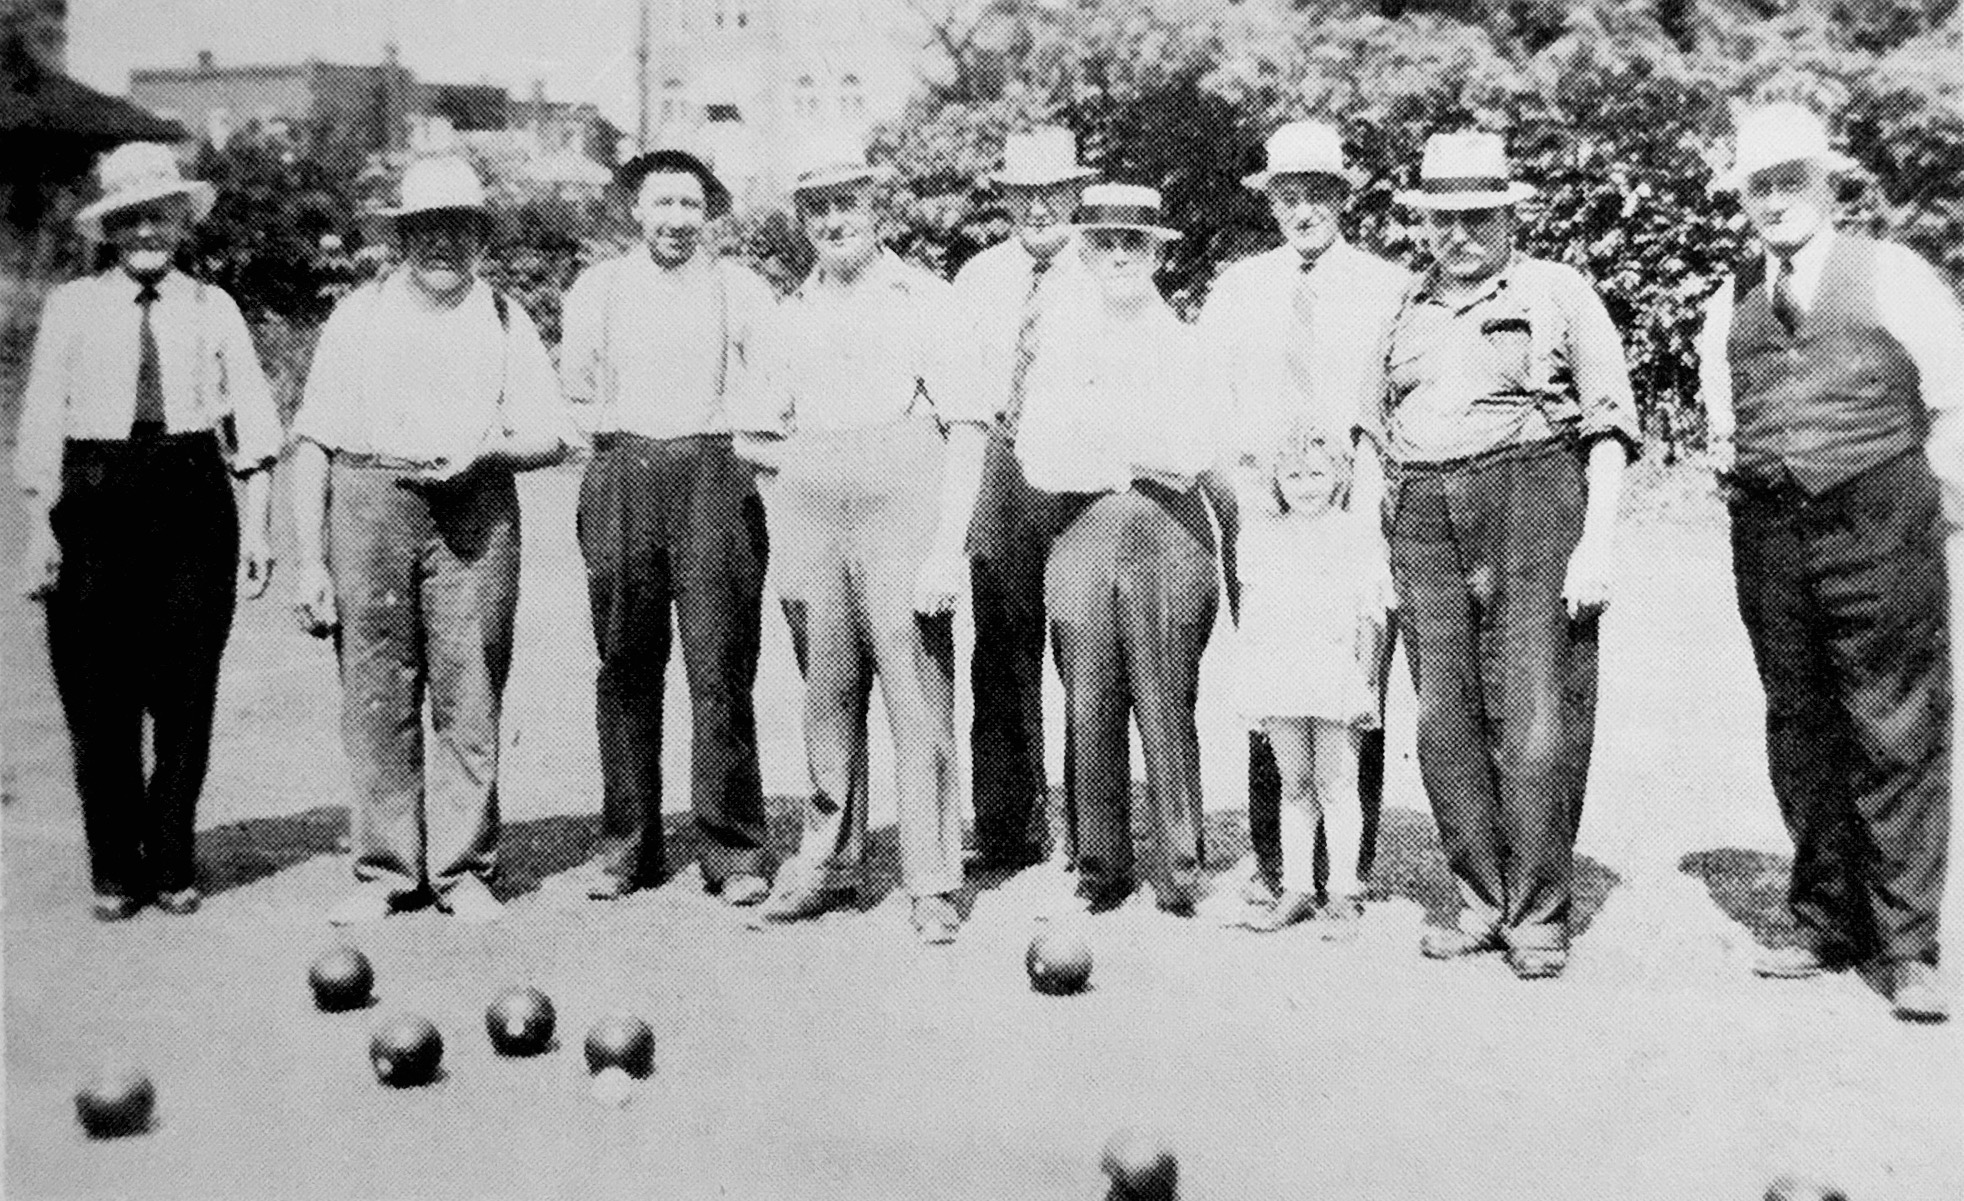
[[1410, 252, 1518, 314], [793, 247, 918, 303], [1763, 226, 1835, 310]]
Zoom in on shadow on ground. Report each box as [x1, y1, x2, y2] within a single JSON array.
[[1678, 847, 1801, 949]]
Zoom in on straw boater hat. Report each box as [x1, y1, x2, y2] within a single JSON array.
[[616, 144, 731, 217], [1716, 102, 1859, 191], [75, 142, 217, 240], [378, 155, 490, 220], [1070, 183, 1182, 241], [1242, 120, 1363, 190], [1394, 131, 1537, 210], [990, 125, 1098, 188], [788, 131, 893, 195]]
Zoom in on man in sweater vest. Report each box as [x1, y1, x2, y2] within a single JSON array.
[[1700, 103, 1964, 1022]]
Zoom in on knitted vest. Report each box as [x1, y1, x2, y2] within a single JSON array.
[[1727, 233, 1923, 494]]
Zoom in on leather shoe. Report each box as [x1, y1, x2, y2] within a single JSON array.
[[154, 887, 201, 916], [91, 893, 142, 922], [1506, 945, 1568, 979], [911, 894, 961, 945], [1235, 889, 1318, 934], [760, 877, 858, 923], [1889, 961, 1950, 1023], [1752, 945, 1833, 979], [1421, 926, 1504, 960], [719, 874, 770, 907]]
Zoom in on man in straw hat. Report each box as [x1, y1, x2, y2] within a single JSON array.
[[1200, 119, 1412, 934], [289, 155, 575, 925], [1013, 183, 1220, 915], [14, 141, 282, 921], [733, 132, 992, 944], [957, 124, 1097, 879], [1699, 101, 1964, 1022], [1351, 131, 1638, 978], [554, 145, 778, 907]]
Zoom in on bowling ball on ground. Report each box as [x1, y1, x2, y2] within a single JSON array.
[[1101, 1126, 1178, 1201], [1766, 1177, 1849, 1201], [485, 987, 556, 1057], [583, 1014, 656, 1079], [308, 947, 375, 1012], [75, 1067, 155, 1139], [370, 1015, 443, 1088], [1026, 930, 1093, 995]]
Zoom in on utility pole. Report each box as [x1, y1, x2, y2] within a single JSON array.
[[636, 0, 652, 151]]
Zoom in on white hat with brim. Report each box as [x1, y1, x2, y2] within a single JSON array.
[[1242, 121, 1363, 190], [1716, 103, 1860, 190], [74, 143, 217, 240], [376, 155, 491, 219], [1070, 183, 1182, 241], [1394, 131, 1537, 210], [990, 125, 1098, 188], [789, 133, 894, 195]]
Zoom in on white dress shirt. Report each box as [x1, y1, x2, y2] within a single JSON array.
[[1015, 296, 1220, 494], [558, 250, 777, 439], [732, 251, 986, 436], [1697, 229, 1964, 441], [14, 270, 283, 500], [950, 235, 1095, 421], [292, 272, 571, 462]]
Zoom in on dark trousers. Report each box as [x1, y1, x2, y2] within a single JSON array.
[[1730, 451, 1951, 966], [577, 433, 769, 886], [47, 434, 238, 897], [1047, 483, 1218, 904], [968, 426, 1101, 861], [1386, 441, 1597, 949], [331, 463, 519, 896], [1202, 470, 1391, 892]]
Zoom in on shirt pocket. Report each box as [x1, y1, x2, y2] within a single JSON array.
[[1472, 312, 1535, 402]]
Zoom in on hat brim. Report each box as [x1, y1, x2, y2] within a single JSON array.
[[616, 149, 732, 215], [1071, 221, 1182, 242], [790, 164, 893, 195], [1242, 166, 1364, 191], [375, 203, 493, 222], [1715, 149, 1860, 191], [75, 180, 216, 238], [990, 166, 1099, 188], [1395, 182, 1537, 210]]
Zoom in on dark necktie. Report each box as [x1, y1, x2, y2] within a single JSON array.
[[1769, 251, 1800, 335], [132, 281, 166, 436], [1000, 254, 1053, 438], [1284, 255, 1320, 407]]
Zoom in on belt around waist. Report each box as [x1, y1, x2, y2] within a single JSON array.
[[67, 429, 219, 453], [1391, 435, 1575, 478], [591, 430, 732, 453]]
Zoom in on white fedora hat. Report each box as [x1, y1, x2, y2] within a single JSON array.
[[1071, 183, 1182, 241], [788, 131, 893, 195], [1395, 131, 1537, 210], [74, 143, 217, 239], [990, 125, 1098, 188], [378, 155, 490, 218], [1242, 120, 1362, 190], [1716, 102, 1859, 190]]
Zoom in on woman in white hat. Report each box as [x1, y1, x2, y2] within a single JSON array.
[[288, 155, 575, 926], [1013, 183, 1221, 915], [1352, 131, 1638, 979], [734, 133, 992, 944], [13, 141, 283, 920]]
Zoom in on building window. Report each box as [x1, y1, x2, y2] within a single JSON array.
[[737, 10, 747, 27], [705, 103, 741, 124], [840, 74, 865, 116]]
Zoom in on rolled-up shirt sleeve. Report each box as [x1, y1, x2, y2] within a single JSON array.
[[497, 303, 575, 447], [919, 280, 992, 430], [1552, 267, 1641, 460], [209, 289, 284, 473], [726, 302, 794, 438], [1695, 278, 1736, 445], [289, 294, 366, 453], [556, 262, 605, 433], [1874, 242, 1964, 520], [13, 283, 82, 501]]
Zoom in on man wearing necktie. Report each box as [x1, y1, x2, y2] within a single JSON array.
[[13, 143, 282, 921], [1699, 103, 1964, 1022], [1198, 121, 1413, 920], [955, 127, 1097, 880]]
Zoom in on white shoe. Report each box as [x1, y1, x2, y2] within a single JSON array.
[[326, 883, 395, 926], [441, 876, 505, 923]]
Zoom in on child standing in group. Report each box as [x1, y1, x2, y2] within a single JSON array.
[[1227, 423, 1389, 935]]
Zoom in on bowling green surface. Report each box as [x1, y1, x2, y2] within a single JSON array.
[[5, 464, 1962, 1201]]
